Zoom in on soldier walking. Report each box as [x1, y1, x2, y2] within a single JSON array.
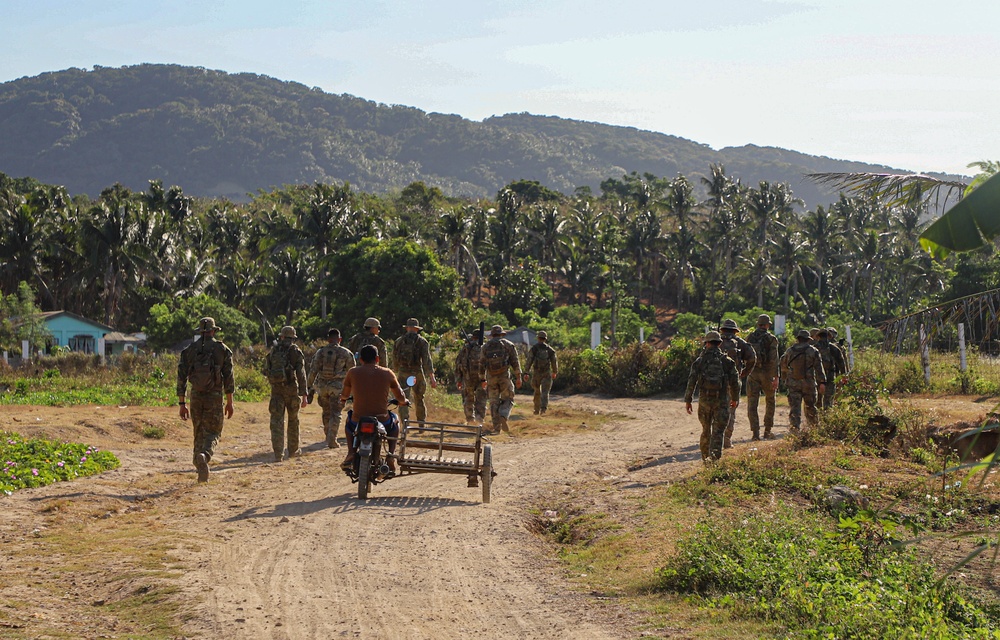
[[815, 327, 848, 409], [307, 328, 355, 448], [479, 325, 522, 434], [685, 331, 740, 462], [524, 330, 558, 415], [455, 329, 487, 424], [745, 314, 779, 440], [177, 317, 235, 482], [779, 329, 826, 432], [392, 318, 437, 424], [718, 319, 756, 448], [265, 326, 309, 461], [348, 317, 388, 366]]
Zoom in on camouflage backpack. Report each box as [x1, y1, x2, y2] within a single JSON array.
[[698, 349, 727, 393], [395, 333, 421, 369], [720, 336, 742, 369], [815, 341, 835, 382], [783, 344, 810, 379], [188, 341, 221, 392], [483, 340, 509, 375], [746, 330, 774, 367], [532, 344, 551, 366], [463, 343, 483, 377], [267, 343, 292, 385], [315, 347, 340, 382]]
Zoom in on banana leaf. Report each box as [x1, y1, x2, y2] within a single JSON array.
[[920, 172, 1000, 259]]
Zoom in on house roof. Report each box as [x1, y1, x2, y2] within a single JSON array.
[[39, 310, 115, 332], [103, 332, 141, 343]]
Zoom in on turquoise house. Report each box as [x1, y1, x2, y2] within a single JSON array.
[[39, 311, 140, 356]]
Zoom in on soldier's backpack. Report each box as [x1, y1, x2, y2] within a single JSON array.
[[315, 347, 340, 382], [698, 349, 727, 393], [746, 330, 773, 367], [188, 341, 221, 392], [815, 341, 835, 382], [483, 340, 509, 375], [532, 344, 551, 367], [720, 336, 742, 369], [267, 343, 292, 384], [783, 344, 809, 379], [394, 334, 421, 369]]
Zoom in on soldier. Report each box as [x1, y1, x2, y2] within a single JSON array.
[[347, 317, 388, 366], [779, 329, 826, 432], [455, 329, 487, 424], [718, 319, 756, 448], [479, 325, 523, 434], [745, 314, 779, 440], [815, 327, 848, 409], [265, 326, 309, 461], [685, 331, 740, 462], [307, 328, 355, 448], [177, 317, 235, 482], [523, 330, 558, 415], [392, 318, 437, 424]]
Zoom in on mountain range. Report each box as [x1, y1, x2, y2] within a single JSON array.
[[0, 63, 956, 206]]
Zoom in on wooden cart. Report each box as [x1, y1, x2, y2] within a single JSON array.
[[395, 420, 496, 503]]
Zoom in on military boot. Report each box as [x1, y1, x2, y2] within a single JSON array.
[[723, 435, 732, 449], [763, 428, 774, 440], [751, 430, 760, 442]]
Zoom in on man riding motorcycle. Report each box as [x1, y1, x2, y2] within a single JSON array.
[[339, 344, 410, 473]]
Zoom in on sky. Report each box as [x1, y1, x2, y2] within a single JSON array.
[[2, 0, 997, 176]]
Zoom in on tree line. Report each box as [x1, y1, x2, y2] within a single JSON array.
[[0, 164, 993, 350]]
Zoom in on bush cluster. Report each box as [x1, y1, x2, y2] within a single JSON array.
[[1, 431, 120, 494], [555, 338, 700, 397]]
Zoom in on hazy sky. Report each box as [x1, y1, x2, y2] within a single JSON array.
[[3, 0, 996, 176]]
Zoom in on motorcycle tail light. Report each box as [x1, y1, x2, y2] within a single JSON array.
[[359, 422, 376, 434]]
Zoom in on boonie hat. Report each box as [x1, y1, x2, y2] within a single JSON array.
[[757, 314, 771, 325], [403, 318, 423, 330], [490, 324, 506, 337], [364, 317, 381, 329], [827, 327, 838, 337], [279, 325, 297, 339], [704, 330, 723, 343], [537, 330, 548, 340], [196, 317, 220, 332], [796, 329, 811, 340], [817, 327, 829, 337], [720, 319, 740, 331]]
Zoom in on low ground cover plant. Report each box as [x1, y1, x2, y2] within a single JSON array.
[[1, 430, 120, 494]]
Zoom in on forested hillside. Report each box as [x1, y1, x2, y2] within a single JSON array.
[[0, 64, 941, 204]]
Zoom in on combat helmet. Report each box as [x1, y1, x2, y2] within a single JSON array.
[[704, 330, 723, 343], [279, 325, 297, 339], [720, 319, 740, 332], [364, 317, 381, 329]]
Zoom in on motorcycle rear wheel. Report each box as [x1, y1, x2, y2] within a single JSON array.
[[358, 454, 372, 500]]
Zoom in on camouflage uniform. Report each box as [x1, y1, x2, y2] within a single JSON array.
[[815, 329, 848, 409], [745, 315, 779, 439], [347, 318, 388, 367], [393, 321, 435, 423], [684, 336, 740, 461], [307, 338, 355, 447], [779, 331, 826, 432], [479, 328, 522, 434], [455, 335, 487, 424], [719, 320, 756, 448], [266, 328, 309, 460], [176, 329, 235, 470], [524, 333, 558, 414]]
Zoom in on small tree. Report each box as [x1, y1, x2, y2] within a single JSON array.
[[0, 282, 50, 354], [144, 294, 258, 351]]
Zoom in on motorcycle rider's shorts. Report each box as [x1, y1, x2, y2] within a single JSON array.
[[345, 410, 400, 441]]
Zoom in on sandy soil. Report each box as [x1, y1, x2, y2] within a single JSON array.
[[0, 393, 990, 639]]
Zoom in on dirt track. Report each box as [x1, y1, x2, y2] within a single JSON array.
[[2, 393, 792, 638]]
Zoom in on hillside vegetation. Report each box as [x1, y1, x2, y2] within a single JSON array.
[[0, 63, 941, 204]]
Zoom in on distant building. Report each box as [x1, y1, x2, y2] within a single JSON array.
[[39, 311, 142, 357], [505, 326, 538, 346]]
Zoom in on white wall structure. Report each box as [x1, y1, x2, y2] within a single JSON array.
[[591, 322, 601, 349]]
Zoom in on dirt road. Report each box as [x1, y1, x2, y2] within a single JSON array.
[[0, 394, 777, 639]]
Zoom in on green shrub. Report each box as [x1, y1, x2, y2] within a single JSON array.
[[888, 360, 928, 394], [142, 426, 166, 439], [656, 507, 995, 638], [1, 431, 120, 494]]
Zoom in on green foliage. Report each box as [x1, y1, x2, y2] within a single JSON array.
[[326, 237, 467, 334], [489, 261, 554, 322], [557, 338, 700, 396], [144, 294, 258, 350], [656, 506, 996, 638], [671, 312, 709, 340], [0, 281, 50, 352], [888, 360, 929, 394], [1, 431, 120, 494]]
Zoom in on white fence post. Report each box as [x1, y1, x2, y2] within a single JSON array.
[[639, 327, 645, 343], [21, 340, 29, 360], [590, 322, 601, 349], [845, 325, 854, 370], [919, 324, 931, 385], [958, 323, 968, 372]]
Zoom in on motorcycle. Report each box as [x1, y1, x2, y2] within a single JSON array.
[[343, 377, 414, 500]]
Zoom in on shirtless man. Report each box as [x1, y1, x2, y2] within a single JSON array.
[[339, 344, 410, 471]]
